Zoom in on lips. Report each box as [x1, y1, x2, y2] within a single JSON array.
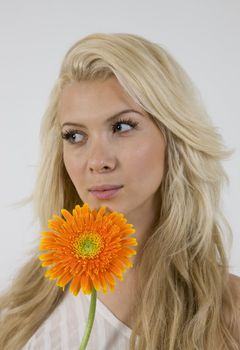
[[89, 185, 123, 191], [89, 186, 123, 200]]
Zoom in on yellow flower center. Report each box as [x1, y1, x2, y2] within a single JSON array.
[[74, 232, 104, 259]]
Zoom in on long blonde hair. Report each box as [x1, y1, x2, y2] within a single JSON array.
[[0, 33, 238, 349]]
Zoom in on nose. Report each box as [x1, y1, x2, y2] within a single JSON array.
[[88, 137, 116, 173]]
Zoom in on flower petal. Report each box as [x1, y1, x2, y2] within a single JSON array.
[[104, 272, 116, 291], [91, 274, 101, 291], [61, 209, 74, 223], [57, 271, 73, 288], [98, 273, 108, 294], [81, 274, 93, 294], [122, 238, 138, 246], [70, 275, 82, 296], [109, 263, 124, 280]]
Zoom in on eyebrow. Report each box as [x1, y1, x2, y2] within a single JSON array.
[[61, 109, 145, 128]]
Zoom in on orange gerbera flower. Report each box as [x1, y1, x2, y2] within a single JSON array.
[[39, 203, 137, 295]]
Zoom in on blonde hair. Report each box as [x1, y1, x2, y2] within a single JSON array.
[[0, 33, 239, 349]]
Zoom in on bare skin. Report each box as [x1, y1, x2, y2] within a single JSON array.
[[97, 267, 137, 329]]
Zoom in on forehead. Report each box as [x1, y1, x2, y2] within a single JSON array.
[[58, 77, 148, 120]]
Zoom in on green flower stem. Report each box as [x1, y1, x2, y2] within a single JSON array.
[[79, 288, 97, 350]]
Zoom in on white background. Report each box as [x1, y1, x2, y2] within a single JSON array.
[[0, 0, 239, 291]]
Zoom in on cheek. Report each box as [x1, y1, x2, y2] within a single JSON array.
[[63, 151, 82, 185], [128, 141, 165, 181]]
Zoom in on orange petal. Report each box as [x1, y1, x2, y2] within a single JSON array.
[[45, 264, 66, 279], [122, 238, 138, 246], [109, 264, 124, 280], [118, 256, 133, 268], [40, 259, 55, 267], [91, 274, 101, 291], [51, 215, 66, 225], [61, 209, 74, 223], [119, 247, 137, 257], [69, 275, 82, 296], [96, 206, 106, 220], [57, 271, 73, 288], [82, 203, 91, 217], [39, 252, 55, 261], [81, 274, 93, 294], [98, 273, 108, 294], [104, 272, 116, 291], [119, 227, 136, 236]]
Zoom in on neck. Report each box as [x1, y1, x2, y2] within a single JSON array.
[[124, 198, 160, 266]]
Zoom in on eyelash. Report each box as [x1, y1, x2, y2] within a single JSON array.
[[61, 118, 139, 144]]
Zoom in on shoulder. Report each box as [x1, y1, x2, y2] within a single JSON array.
[[227, 273, 240, 342]]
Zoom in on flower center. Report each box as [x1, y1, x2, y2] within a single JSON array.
[[74, 232, 103, 259]]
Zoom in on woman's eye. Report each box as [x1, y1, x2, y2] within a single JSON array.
[[61, 130, 84, 144], [112, 118, 138, 133], [61, 118, 138, 145]]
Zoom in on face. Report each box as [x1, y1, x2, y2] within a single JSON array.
[[58, 77, 166, 224]]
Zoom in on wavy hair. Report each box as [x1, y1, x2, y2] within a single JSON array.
[[0, 33, 239, 349]]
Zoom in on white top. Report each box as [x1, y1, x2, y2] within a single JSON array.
[[22, 291, 132, 350]]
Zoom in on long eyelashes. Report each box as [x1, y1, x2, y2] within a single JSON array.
[[61, 118, 139, 144], [61, 128, 83, 144], [112, 117, 138, 133]]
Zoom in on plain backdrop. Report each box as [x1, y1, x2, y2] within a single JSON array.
[[0, 0, 239, 291]]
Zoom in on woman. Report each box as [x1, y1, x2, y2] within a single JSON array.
[[0, 33, 239, 350]]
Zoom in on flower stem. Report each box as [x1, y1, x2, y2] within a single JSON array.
[[79, 288, 97, 350]]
